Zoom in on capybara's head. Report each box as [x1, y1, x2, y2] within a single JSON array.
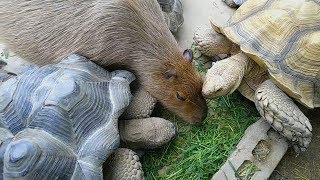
[[144, 49, 208, 124]]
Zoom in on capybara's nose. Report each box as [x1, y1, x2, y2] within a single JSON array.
[[192, 96, 208, 125], [192, 110, 207, 126]]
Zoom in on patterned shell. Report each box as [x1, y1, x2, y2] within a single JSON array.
[[0, 54, 135, 179], [221, 0, 320, 108]]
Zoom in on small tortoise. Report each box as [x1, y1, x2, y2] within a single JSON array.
[[194, 0, 320, 151], [0, 54, 176, 179]]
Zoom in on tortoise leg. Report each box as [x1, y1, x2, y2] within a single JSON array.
[[121, 87, 157, 120], [254, 80, 312, 152], [120, 87, 177, 149], [193, 26, 238, 56], [109, 88, 176, 179], [119, 117, 177, 149], [202, 52, 253, 98], [104, 148, 144, 180]]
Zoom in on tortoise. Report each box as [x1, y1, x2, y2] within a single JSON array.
[[193, 0, 320, 152], [0, 54, 177, 179], [158, 0, 184, 33]]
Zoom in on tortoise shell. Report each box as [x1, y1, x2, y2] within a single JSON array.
[[220, 0, 320, 108], [0, 54, 135, 179]]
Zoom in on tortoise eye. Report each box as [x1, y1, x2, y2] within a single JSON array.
[[176, 92, 186, 101]]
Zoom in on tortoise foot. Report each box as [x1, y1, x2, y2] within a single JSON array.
[[254, 80, 312, 152], [193, 27, 236, 56], [119, 117, 177, 149]]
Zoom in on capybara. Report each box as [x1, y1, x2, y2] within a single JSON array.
[[0, 0, 207, 124]]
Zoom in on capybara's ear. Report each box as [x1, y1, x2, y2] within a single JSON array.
[[163, 69, 177, 79], [183, 49, 193, 62]]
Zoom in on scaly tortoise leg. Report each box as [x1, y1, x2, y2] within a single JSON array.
[[120, 86, 177, 149], [105, 87, 177, 180], [193, 27, 237, 57], [120, 86, 176, 149], [119, 117, 177, 149], [121, 86, 157, 120], [254, 80, 312, 152]]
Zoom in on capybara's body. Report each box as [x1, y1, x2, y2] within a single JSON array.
[[0, 0, 207, 123]]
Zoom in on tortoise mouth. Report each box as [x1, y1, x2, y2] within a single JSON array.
[[202, 86, 233, 99]]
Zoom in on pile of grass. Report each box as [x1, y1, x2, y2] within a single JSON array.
[[142, 91, 259, 179]]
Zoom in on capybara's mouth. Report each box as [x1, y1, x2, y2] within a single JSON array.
[[186, 106, 208, 125]]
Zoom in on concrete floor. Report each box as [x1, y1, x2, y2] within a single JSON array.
[[175, 0, 235, 49]]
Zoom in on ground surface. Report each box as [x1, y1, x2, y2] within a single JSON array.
[[175, 0, 234, 49]]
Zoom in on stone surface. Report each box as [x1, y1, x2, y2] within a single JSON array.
[[211, 118, 288, 180]]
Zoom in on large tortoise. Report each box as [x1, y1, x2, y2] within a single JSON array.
[[0, 54, 176, 179], [194, 0, 320, 151]]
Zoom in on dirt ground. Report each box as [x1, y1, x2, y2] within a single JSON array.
[[270, 109, 320, 180]]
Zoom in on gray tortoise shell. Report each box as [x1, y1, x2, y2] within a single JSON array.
[[0, 54, 135, 179]]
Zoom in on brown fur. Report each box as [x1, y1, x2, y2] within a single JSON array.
[[0, 0, 207, 124]]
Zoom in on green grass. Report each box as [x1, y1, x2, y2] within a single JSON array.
[[142, 92, 259, 180]]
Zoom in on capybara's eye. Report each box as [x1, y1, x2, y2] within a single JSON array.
[[176, 92, 186, 101]]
